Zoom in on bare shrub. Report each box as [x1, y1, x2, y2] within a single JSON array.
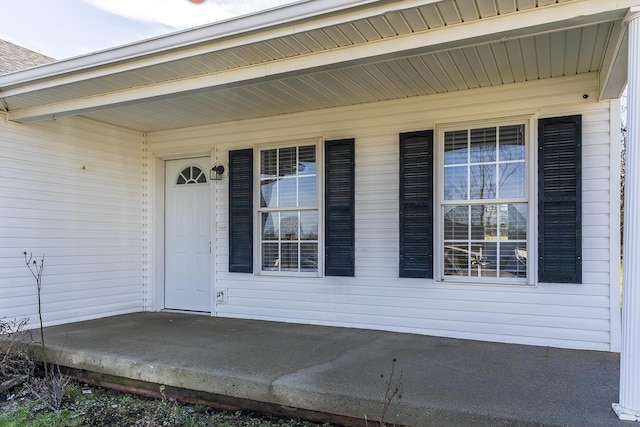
[[365, 358, 403, 427], [379, 358, 403, 427], [24, 364, 70, 411], [135, 385, 181, 427], [21, 251, 70, 411], [0, 317, 35, 395]]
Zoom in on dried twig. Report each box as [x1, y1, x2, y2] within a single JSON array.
[[24, 252, 48, 378], [21, 251, 69, 411], [379, 358, 403, 427]]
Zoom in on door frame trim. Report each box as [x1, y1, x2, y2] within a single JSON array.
[[154, 154, 215, 315]]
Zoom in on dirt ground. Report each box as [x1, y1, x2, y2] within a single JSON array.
[[0, 379, 339, 427]]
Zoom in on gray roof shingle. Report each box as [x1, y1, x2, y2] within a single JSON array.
[[0, 39, 55, 75]]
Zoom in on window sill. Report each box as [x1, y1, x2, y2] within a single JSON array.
[[257, 270, 322, 279], [436, 277, 534, 287]]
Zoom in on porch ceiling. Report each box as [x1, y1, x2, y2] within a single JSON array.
[[0, 0, 633, 133]]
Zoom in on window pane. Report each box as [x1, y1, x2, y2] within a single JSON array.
[[475, 242, 497, 277], [301, 243, 318, 271], [499, 163, 525, 198], [444, 130, 468, 165], [278, 177, 297, 207], [262, 243, 279, 271], [444, 243, 470, 276], [470, 205, 483, 240], [300, 211, 318, 240], [499, 125, 525, 161], [195, 168, 207, 183], [444, 166, 467, 200], [279, 147, 297, 177], [260, 149, 278, 208], [470, 205, 498, 241], [280, 213, 299, 240], [298, 145, 316, 176], [261, 149, 277, 178], [470, 127, 496, 163], [298, 176, 316, 206], [499, 242, 527, 277], [443, 206, 469, 240], [262, 212, 278, 240], [470, 164, 496, 199], [503, 204, 527, 240], [281, 243, 299, 271], [260, 179, 277, 208]]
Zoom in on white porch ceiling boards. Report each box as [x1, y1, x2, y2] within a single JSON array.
[[77, 23, 615, 132], [0, 0, 632, 132]]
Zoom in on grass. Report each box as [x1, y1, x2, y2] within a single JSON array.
[[0, 381, 338, 427]]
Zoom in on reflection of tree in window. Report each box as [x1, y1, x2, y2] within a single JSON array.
[[444, 125, 524, 201]]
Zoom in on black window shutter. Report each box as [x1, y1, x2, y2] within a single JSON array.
[[538, 115, 582, 283], [229, 149, 253, 273], [399, 131, 434, 278], [325, 139, 355, 276]]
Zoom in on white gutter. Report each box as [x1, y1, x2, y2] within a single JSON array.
[[0, 0, 440, 91]]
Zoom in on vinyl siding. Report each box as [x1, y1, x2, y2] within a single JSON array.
[[0, 116, 145, 327], [147, 72, 618, 351]]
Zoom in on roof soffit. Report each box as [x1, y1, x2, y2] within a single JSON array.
[[1, 0, 637, 130], [0, 0, 441, 91], [3, 0, 609, 97]]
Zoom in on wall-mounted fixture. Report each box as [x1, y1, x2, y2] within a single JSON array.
[[211, 164, 225, 180], [216, 288, 228, 303]]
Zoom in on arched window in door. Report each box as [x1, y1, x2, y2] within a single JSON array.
[[176, 166, 207, 185]]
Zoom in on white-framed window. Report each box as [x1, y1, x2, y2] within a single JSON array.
[[257, 141, 320, 275], [436, 117, 533, 283]]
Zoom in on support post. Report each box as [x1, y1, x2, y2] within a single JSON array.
[[614, 7, 640, 422]]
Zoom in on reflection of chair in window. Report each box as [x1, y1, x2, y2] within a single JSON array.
[[301, 253, 317, 270], [444, 245, 491, 276], [444, 246, 465, 276], [514, 248, 527, 277], [515, 248, 527, 267]]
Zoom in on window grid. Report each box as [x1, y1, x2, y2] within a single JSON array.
[[259, 145, 318, 274], [442, 123, 527, 280]]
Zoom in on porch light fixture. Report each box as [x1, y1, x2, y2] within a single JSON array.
[[211, 164, 225, 180]]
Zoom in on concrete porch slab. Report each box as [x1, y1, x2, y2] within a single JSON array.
[[36, 312, 622, 426]]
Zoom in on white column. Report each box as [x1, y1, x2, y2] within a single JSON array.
[[614, 7, 640, 422]]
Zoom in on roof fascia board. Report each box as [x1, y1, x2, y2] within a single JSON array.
[[600, 6, 640, 99], [0, 0, 439, 92], [7, 3, 627, 123], [599, 20, 627, 99]]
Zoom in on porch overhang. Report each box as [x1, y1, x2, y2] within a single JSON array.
[[0, 0, 635, 132]]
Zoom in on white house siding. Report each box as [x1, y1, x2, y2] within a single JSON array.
[[147, 73, 620, 351], [0, 116, 145, 328]]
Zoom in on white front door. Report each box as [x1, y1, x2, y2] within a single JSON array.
[[165, 158, 211, 312]]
